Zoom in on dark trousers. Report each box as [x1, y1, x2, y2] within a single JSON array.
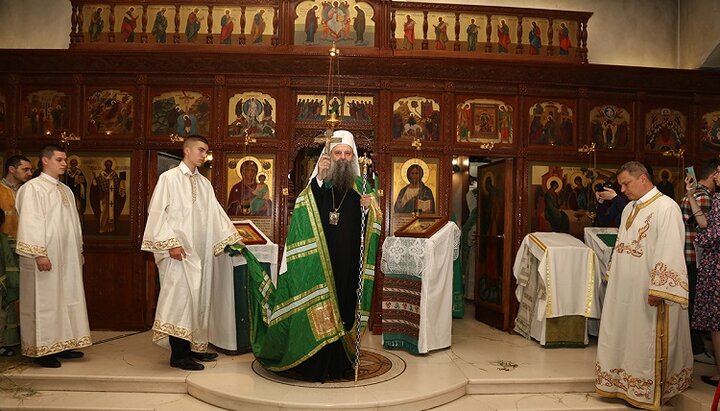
[[169, 336, 191, 360], [687, 263, 705, 355]]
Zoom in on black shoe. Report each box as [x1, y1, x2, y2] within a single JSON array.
[[56, 350, 84, 359], [701, 375, 719, 386], [170, 357, 204, 371], [34, 356, 61, 368], [343, 368, 356, 381], [191, 351, 218, 362]]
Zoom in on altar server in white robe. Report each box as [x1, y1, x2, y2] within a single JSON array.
[[142, 135, 242, 371], [595, 161, 692, 410], [16, 145, 91, 368]]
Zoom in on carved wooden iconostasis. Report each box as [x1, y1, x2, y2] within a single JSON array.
[[2, 0, 720, 333]]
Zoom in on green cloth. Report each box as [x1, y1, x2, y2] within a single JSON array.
[[543, 316, 587, 348], [0, 233, 19, 346], [232, 262, 272, 354], [226, 176, 381, 371], [597, 233, 618, 248]]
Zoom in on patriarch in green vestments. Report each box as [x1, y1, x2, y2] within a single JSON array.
[[238, 130, 382, 382]]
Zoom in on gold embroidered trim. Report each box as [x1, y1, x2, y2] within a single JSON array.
[[286, 237, 316, 250], [187, 174, 198, 203], [308, 300, 340, 340], [648, 289, 689, 306], [585, 249, 596, 317], [22, 335, 92, 357], [663, 367, 692, 396], [595, 362, 654, 400], [269, 283, 327, 326], [625, 192, 663, 229], [16, 241, 48, 257], [544, 249, 553, 317], [528, 233, 547, 251], [213, 232, 243, 256], [37, 176, 71, 207], [650, 262, 689, 292], [655, 301, 667, 408], [141, 238, 182, 252], [596, 387, 655, 410], [58, 185, 70, 207], [615, 214, 652, 257], [152, 320, 208, 352]]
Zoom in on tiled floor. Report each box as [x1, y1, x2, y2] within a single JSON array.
[[0, 305, 716, 410]]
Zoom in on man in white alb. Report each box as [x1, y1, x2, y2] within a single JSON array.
[[142, 135, 242, 371], [16, 145, 91, 368], [595, 161, 692, 410]]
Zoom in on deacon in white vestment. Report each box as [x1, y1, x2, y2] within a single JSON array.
[[595, 161, 692, 410], [142, 135, 242, 371], [16, 145, 91, 368]]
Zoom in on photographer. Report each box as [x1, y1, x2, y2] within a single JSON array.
[[594, 180, 627, 228]]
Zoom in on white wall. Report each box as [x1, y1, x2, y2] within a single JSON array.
[[0, 0, 71, 49], [678, 0, 720, 68], [0, 0, 716, 69]]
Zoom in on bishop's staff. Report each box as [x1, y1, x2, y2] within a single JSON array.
[[353, 153, 372, 384]]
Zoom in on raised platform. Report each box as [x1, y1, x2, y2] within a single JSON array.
[[0, 310, 715, 410]]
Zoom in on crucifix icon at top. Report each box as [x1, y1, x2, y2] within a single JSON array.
[[177, 91, 194, 112]]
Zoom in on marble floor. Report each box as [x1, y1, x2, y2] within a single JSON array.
[[0, 305, 716, 410]]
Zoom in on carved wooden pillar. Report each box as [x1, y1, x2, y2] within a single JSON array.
[[515, 16, 523, 54], [546, 18, 554, 56], [389, 9, 396, 49], [140, 5, 148, 43], [76, 5, 85, 44], [108, 5, 116, 43], [443, 81, 454, 141], [136, 75, 147, 148], [421, 11, 429, 50], [173, 5, 181, 44], [690, 94, 700, 156], [453, 12, 461, 51], [485, 15, 492, 52], [272, 6, 279, 46], [71, 4, 78, 44], [72, 74, 82, 137], [575, 20, 583, 59], [6, 75, 19, 148], [239, 6, 247, 45], [582, 20, 589, 63], [372, 78, 394, 334], [135, 73, 148, 273], [213, 75, 225, 145], [207, 6, 214, 44], [78, 6, 87, 44], [577, 87, 588, 147]]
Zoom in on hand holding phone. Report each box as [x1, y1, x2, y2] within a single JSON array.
[[685, 166, 697, 188]]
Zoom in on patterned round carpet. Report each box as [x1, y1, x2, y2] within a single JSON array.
[[252, 347, 406, 388]]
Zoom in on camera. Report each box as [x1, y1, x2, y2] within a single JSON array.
[[594, 182, 614, 192]]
